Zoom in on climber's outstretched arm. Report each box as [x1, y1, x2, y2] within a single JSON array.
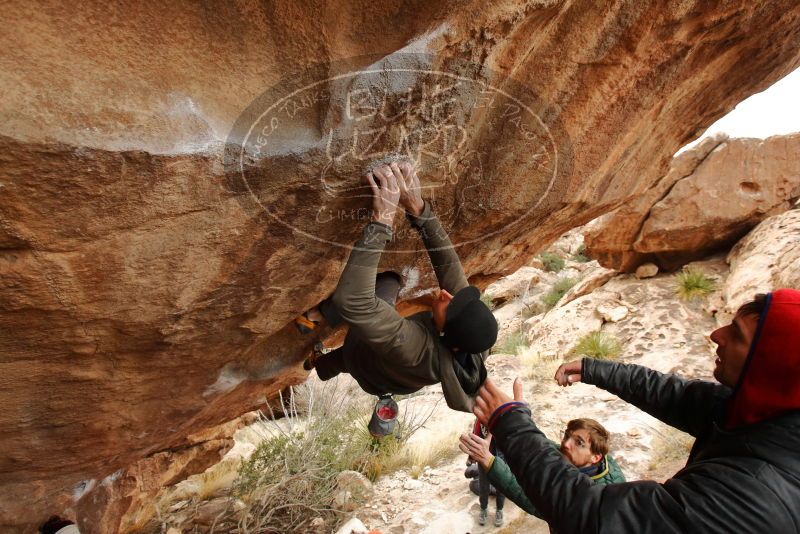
[[331, 165, 426, 363], [397, 160, 468, 295]]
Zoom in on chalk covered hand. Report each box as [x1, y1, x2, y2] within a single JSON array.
[[396, 160, 424, 217], [473, 378, 525, 426], [367, 164, 401, 226]]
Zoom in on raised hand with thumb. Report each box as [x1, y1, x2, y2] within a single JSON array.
[[554, 360, 583, 387], [473, 377, 526, 425]]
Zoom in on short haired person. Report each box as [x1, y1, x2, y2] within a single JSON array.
[[301, 158, 498, 413], [466, 419, 507, 527], [471, 290, 800, 533], [460, 410, 624, 519]]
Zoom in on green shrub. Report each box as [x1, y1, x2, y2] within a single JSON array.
[[570, 331, 622, 360], [539, 251, 565, 273], [540, 277, 578, 309], [228, 381, 442, 532], [572, 244, 590, 263], [675, 268, 715, 301], [493, 330, 527, 355]]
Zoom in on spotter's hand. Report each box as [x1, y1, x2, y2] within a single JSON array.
[[473, 378, 524, 426], [554, 360, 583, 387]]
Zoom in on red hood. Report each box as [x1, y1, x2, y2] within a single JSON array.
[[726, 289, 800, 429]]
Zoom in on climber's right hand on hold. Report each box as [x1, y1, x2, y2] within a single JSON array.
[[554, 360, 583, 386], [396, 160, 424, 217], [367, 164, 401, 226]]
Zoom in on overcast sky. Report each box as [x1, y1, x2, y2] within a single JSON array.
[[678, 66, 800, 153]]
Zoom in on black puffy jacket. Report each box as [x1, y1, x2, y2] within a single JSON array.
[[491, 358, 800, 533]]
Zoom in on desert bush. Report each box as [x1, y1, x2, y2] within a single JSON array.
[[540, 277, 578, 309], [674, 268, 716, 301], [539, 251, 566, 273], [226, 379, 440, 533], [570, 331, 622, 360], [493, 329, 528, 355], [572, 244, 590, 263]]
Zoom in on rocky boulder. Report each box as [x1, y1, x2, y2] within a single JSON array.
[[585, 133, 800, 271], [485, 266, 548, 306], [3, 1, 800, 530], [523, 293, 607, 358], [718, 208, 800, 324]]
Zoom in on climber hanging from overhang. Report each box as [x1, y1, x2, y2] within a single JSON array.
[[296, 155, 498, 436]]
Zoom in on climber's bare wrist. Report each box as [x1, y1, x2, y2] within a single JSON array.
[[372, 211, 396, 227], [407, 199, 424, 218]]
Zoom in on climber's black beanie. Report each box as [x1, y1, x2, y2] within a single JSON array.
[[442, 286, 498, 354]]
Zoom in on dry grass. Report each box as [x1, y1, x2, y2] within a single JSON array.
[[162, 458, 242, 504], [405, 427, 462, 479], [493, 329, 528, 355], [570, 331, 623, 360], [518, 345, 562, 381], [647, 425, 695, 472]]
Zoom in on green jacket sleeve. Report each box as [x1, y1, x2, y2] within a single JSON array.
[[331, 222, 428, 365], [407, 201, 469, 294], [487, 456, 543, 518]]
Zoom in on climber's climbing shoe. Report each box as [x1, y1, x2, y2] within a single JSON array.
[[294, 312, 318, 334], [303, 342, 325, 371]]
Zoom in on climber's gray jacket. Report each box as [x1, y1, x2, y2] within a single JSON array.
[[330, 201, 485, 412]]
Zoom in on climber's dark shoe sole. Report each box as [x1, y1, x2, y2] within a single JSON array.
[[303, 342, 325, 371]]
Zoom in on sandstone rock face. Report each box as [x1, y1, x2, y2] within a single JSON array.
[[3, 1, 800, 530], [559, 263, 617, 307], [485, 266, 544, 305], [635, 263, 659, 279], [585, 133, 800, 271], [524, 293, 606, 357], [718, 209, 800, 324]]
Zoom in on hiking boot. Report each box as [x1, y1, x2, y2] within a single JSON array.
[[478, 508, 488, 526], [494, 509, 504, 527]]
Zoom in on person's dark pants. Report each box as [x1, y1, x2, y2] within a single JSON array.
[[479, 462, 505, 510], [315, 271, 402, 381]]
